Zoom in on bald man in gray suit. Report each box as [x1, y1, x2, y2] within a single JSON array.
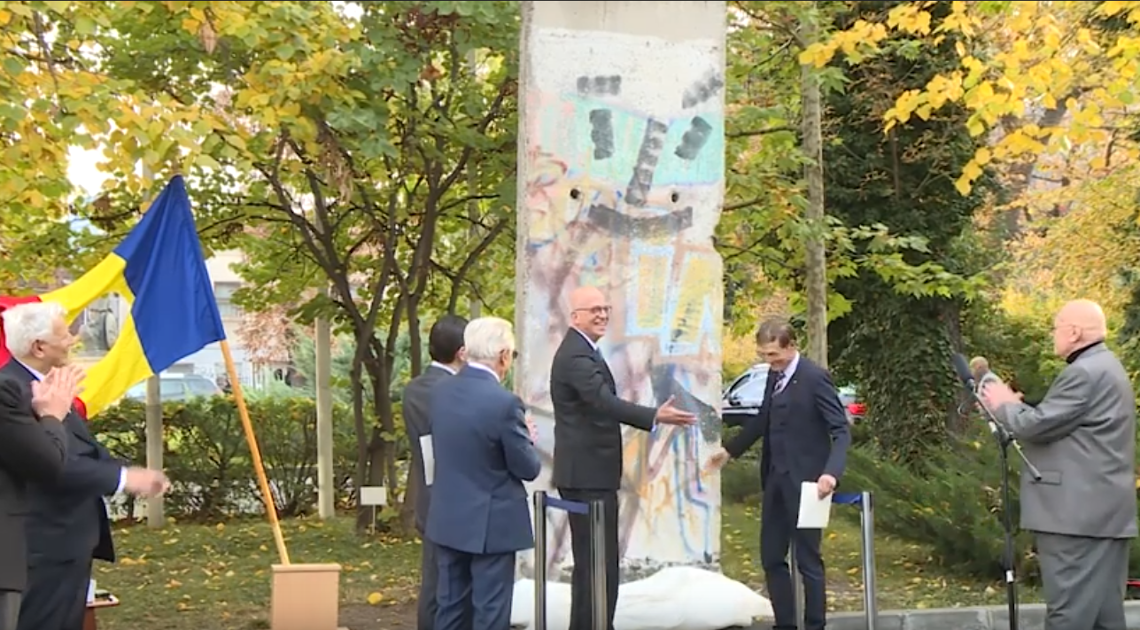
[[983, 299, 1137, 630]]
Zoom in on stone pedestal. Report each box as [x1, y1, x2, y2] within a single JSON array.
[[270, 563, 342, 630]]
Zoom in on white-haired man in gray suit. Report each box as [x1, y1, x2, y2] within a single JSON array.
[[983, 299, 1137, 630]]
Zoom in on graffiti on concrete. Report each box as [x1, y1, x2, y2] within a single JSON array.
[[517, 27, 726, 579]]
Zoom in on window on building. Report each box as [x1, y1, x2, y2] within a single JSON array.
[[214, 282, 242, 319]]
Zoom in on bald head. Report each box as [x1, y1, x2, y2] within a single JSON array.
[[569, 285, 605, 311], [1052, 299, 1107, 357], [568, 285, 611, 342]]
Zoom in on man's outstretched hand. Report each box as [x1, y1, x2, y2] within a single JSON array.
[[704, 447, 731, 474], [655, 395, 696, 426]]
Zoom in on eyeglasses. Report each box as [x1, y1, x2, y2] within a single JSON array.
[[573, 306, 612, 316]]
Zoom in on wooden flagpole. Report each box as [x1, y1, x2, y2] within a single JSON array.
[[221, 339, 291, 565]]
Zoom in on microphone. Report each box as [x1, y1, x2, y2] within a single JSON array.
[[951, 353, 977, 393], [952, 352, 1004, 438], [950, 353, 1041, 480], [948, 353, 1040, 630]]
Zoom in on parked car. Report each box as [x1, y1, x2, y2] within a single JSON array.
[[838, 385, 866, 423], [722, 363, 770, 428], [721, 363, 865, 426], [123, 372, 222, 403]]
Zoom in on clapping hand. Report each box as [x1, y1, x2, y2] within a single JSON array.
[[124, 467, 171, 498], [524, 413, 538, 443], [981, 380, 1020, 408], [655, 395, 697, 426], [31, 364, 86, 419]]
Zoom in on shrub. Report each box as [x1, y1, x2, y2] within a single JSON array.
[[721, 455, 761, 505], [837, 423, 1140, 585], [94, 388, 360, 521], [835, 430, 1034, 583]]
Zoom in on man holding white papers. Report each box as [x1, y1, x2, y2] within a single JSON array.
[[401, 314, 467, 630], [708, 318, 851, 630]]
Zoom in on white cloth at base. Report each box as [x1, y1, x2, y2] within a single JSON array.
[[509, 566, 773, 630]]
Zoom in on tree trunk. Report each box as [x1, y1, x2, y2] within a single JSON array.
[[800, 16, 828, 368]]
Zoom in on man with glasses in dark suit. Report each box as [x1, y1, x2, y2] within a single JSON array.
[[549, 285, 696, 630]]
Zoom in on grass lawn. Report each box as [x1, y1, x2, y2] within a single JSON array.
[[92, 504, 1039, 630]]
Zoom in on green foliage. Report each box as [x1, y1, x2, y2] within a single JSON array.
[[960, 298, 1062, 403], [720, 455, 761, 505], [839, 423, 1140, 585], [96, 391, 361, 521], [823, 0, 996, 461], [721, 1, 983, 334], [837, 429, 1031, 582], [4, 0, 523, 514]]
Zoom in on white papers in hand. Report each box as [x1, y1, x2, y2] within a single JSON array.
[[420, 435, 435, 486], [796, 482, 833, 529]]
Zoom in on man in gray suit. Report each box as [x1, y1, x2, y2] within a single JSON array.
[[402, 314, 467, 630], [983, 299, 1137, 630]]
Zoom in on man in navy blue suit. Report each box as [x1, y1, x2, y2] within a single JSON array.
[[424, 316, 541, 630], [708, 318, 851, 630]]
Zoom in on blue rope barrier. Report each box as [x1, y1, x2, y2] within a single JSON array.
[[833, 492, 862, 505], [542, 496, 590, 515]]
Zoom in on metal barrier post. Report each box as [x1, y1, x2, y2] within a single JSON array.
[[589, 499, 608, 630], [790, 541, 803, 629], [860, 491, 877, 630], [534, 490, 548, 630], [532, 493, 606, 630]]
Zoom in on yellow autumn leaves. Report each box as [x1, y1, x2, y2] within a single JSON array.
[[799, 1, 1140, 198]]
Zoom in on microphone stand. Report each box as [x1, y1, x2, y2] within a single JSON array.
[[964, 384, 1041, 630]]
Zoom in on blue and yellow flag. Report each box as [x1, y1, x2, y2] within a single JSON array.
[[0, 175, 226, 418]]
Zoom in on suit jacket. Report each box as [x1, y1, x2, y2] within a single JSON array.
[[424, 365, 542, 555], [0, 366, 70, 592], [0, 361, 120, 569], [994, 342, 1138, 539], [401, 363, 453, 533], [724, 356, 851, 488], [550, 328, 656, 491]]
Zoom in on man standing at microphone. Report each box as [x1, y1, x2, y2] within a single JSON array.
[[982, 299, 1136, 630]]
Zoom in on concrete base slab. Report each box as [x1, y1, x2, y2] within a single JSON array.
[[740, 601, 1140, 630]]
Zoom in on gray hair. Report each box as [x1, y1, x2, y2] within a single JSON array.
[[2, 301, 68, 358], [463, 317, 515, 365]]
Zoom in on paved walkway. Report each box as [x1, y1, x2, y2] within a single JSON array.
[[744, 601, 1140, 630]]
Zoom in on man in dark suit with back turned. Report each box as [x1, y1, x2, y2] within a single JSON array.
[[550, 285, 697, 630], [0, 301, 168, 630], [425, 316, 541, 630], [0, 316, 84, 630], [401, 314, 467, 630], [708, 318, 851, 630]]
